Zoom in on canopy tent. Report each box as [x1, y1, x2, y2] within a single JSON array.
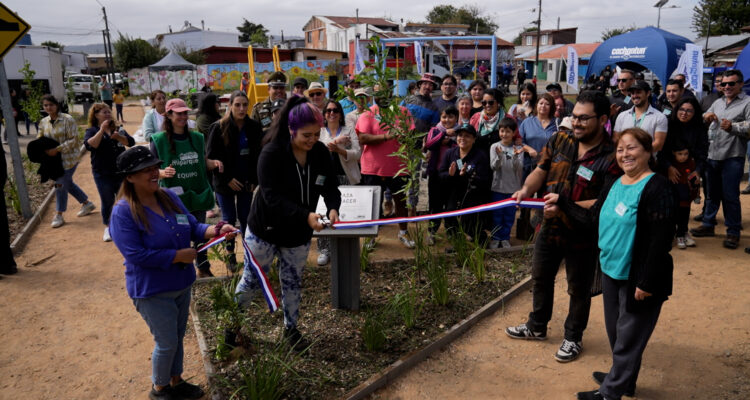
[[586, 27, 692, 85], [149, 51, 196, 71], [732, 43, 750, 82]]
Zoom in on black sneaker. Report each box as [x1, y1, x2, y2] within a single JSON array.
[[592, 371, 635, 396], [689, 225, 715, 237], [505, 323, 547, 340], [555, 339, 582, 362], [149, 385, 179, 400], [171, 379, 205, 400], [226, 253, 238, 273], [576, 390, 605, 400], [284, 326, 310, 353], [692, 212, 704, 222], [723, 235, 740, 249]]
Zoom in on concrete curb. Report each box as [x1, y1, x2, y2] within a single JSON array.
[[189, 249, 533, 399]]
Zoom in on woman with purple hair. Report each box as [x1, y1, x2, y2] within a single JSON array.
[[235, 96, 341, 351]]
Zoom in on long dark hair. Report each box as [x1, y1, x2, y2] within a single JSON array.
[[669, 97, 703, 128], [323, 99, 345, 127], [163, 111, 199, 155], [218, 91, 249, 147], [117, 180, 182, 233], [517, 83, 538, 105], [198, 93, 221, 121]]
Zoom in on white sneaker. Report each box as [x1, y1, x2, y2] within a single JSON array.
[[51, 214, 65, 228], [77, 201, 96, 217], [676, 236, 687, 249], [684, 233, 696, 247], [317, 251, 330, 266], [398, 232, 415, 249], [501, 240, 512, 248], [103, 226, 112, 242], [488, 240, 500, 249]]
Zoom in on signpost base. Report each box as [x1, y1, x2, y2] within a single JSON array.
[[330, 237, 361, 310]]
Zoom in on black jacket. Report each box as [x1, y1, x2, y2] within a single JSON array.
[[439, 145, 492, 209], [83, 126, 135, 175], [27, 137, 64, 182], [206, 117, 263, 195], [559, 173, 675, 312], [248, 138, 341, 247], [660, 119, 709, 174]]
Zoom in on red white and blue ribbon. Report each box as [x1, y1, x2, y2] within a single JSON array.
[[332, 197, 545, 230], [197, 230, 281, 313]]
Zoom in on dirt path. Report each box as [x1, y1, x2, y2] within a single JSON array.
[[2, 103, 748, 399]]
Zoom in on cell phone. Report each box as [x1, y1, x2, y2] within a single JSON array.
[[456, 159, 464, 170]]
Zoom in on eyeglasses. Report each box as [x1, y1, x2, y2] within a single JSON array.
[[617, 78, 632, 83], [309, 92, 325, 97], [324, 108, 339, 114], [677, 108, 695, 114], [720, 81, 739, 87], [481, 100, 496, 106], [570, 114, 598, 123]]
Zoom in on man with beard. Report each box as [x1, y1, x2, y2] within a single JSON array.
[[434, 74, 459, 112], [506, 91, 620, 363], [609, 69, 636, 121], [614, 80, 668, 152], [658, 79, 686, 116]]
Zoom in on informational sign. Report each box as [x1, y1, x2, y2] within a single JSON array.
[[0, 3, 30, 60], [316, 186, 374, 222]]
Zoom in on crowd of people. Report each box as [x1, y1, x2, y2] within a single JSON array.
[[3, 62, 748, 400]]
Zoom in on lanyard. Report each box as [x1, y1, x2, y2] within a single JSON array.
[[632, 110, 646, 128]]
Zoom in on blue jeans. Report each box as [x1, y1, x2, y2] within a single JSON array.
[[702, 157, 745, 236], [55, 164, 88, 213], [215, 191, 252, 253], [92, 172, 122, 225], [235, 229, 310, 329], [491, 192, 516, 241], [133, 287, 191, 387]]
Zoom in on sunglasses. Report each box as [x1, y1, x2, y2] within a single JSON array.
[[677, 108, 695, 114], [617, 78, 632, 83], [481, 100, 496, 106], [309, 92, 325, 97], [720, 81, 739, 87], [324, 108, 339, 114]]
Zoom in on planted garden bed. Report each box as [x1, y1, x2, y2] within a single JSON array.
[[191, 244, 532, 399]]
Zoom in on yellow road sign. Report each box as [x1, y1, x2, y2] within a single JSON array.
[[0, 3, 30, 60]]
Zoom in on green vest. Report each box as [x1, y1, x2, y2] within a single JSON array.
[[151, 130, 215, 212]]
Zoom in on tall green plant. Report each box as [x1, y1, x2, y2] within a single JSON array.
[[18, 61, 44, 123], [390, 275, 423, 329], [227, 342, 300, 400], [360, 310, 388, 352], [426, 252, 450, 306]]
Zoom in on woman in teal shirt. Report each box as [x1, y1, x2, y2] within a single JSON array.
[[545, 128, 675, 400]]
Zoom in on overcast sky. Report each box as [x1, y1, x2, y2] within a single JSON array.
[[9, 0, 699, 47]]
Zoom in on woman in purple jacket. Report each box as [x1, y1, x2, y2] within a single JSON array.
[[110, 146, 236, 400]]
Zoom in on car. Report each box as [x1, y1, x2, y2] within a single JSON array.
[[69, 74, 98, 101]]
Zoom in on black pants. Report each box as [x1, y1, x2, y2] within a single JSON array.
[[600, 274, 663, 400], [526, 228, 597, 342], [190, 210, 211, 273], [427, 173, 448, 234], [675, 205, 690, 237], [0, 156, 17, 271]]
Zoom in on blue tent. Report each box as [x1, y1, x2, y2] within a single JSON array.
[[733, 44, 750, 82], [586, 27, 693, 85]]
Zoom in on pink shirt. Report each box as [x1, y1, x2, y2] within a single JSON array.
[[355, 105, 415, 177]]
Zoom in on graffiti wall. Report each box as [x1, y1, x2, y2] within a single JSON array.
[[130, 60, 344, 95]]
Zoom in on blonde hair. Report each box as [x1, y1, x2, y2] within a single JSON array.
[[87, 103, 111, 128]]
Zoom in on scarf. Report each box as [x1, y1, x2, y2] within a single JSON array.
[[478, 110, 503, 136]]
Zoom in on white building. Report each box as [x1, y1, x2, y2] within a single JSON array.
[[155, 21, 240, 52]]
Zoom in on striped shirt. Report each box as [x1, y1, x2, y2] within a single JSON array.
[[38, 113, 79, 170]]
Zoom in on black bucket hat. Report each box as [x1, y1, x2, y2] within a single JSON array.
[[455, 123, 478, 137], [117, 146, 162, 175]]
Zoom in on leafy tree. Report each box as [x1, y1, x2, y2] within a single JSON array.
[[113, 33, 168, 70], [601, 25, 638, 41], [18, 61, 44, 123], [172, 43, 206, 65], [41, 40, 64, 50], [513, 27, 538, 45], [237, 19, 269, 47], [425, 4, 498, 34], [692, 0, 750, 36]]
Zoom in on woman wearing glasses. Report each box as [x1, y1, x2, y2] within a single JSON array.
[[470, 88, 505, 153], [316, 100, 361, 265]]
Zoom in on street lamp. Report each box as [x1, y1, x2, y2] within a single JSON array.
[[654, 0, 680, 28]]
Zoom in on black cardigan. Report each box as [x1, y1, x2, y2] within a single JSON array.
[[558, 173, 675, 312], [205, 117, 263, 195]]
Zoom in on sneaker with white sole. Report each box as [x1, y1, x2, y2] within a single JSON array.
[[505, 323, 547, 340], [103, 227, 112, 242], [676, 236, 687, 249], [501, 240, 512, 248], [77, 201, 96, 217], [488, 240, 500, 249], [555, 339, 582, 362], [684, 233, 696, 247], [51, 214, 65, 228], [317, 251, 330, 266], [398, 232, 415, 249]]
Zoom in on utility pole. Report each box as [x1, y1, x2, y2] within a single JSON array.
[[534, 0, 542, 79], [101, 6, 115, 83], [0, 64, 32, 219]]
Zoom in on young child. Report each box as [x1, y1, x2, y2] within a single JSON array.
[[113, 88, 125, 123], [424, 106, 459, 244], [671, 140, 699, 249], [489, 117, 526, 249]]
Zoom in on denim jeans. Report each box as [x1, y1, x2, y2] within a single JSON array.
[[235, 229, 310, 329], [215, 191, 252, 253], [133, 287, 191, 387], [92, 172, 122, 225], [491, 192, 516, 241], [55, 164, 88, 213], [702, 157, 745, 236]]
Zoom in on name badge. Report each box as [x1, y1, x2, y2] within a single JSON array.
[[624, 96, 631, 104], [261, 117, 271, 127], [615, 202, 628, 217], [168, 186, 184, 195], [240, 148, 250, 156], [663, 108, 671, 116], [176, 214, 189, 225], [315, 175, 326, 185], [576, 165, 594, 181]]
